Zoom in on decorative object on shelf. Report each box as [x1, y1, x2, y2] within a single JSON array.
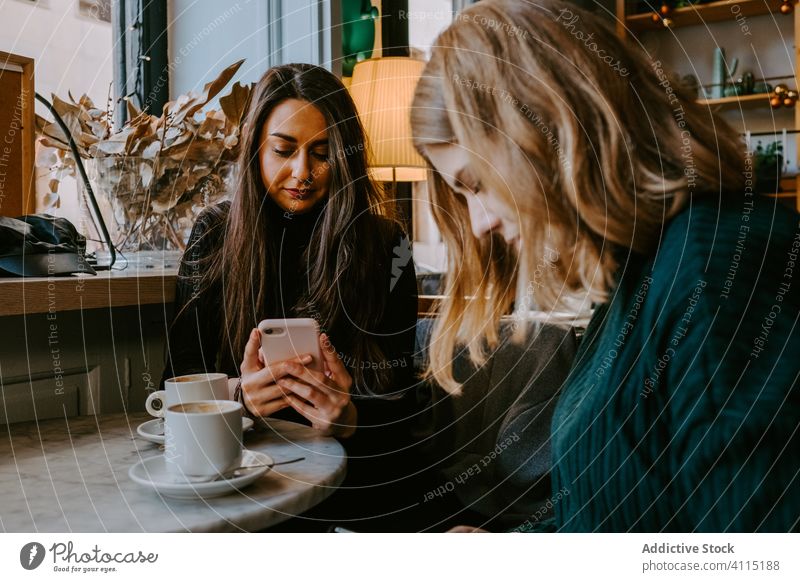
[[723, 83, 742, 97], [752, 140, 783, 195], [651, 2, 673, 26], [648, 0, 707, 24], [769, 84, 797, 109], [740, 71, 755, 94], [723, 70, 755, 97], [781, 0, 794, 14], [753, 80, 773, 94], [86, 157, 237, 252], [35, 60, 251, 252], [711, 48, 738, 99], [700, 73, 778, 103]]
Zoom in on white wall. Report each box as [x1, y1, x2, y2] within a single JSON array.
[[407, 0, 453, 272], [0, 0, 113, 106], [406, 0, 453, 59]]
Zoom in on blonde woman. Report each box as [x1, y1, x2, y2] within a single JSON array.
[[411, 0, 799, 532]]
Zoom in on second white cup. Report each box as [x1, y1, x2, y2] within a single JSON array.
[[146, 372, 229, 418]]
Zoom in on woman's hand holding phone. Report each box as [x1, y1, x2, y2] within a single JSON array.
[[240, 329, 356, 438], [276, 333, 356, 439], [239, 328, 311, 417]]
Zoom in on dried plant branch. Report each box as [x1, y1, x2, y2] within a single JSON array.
[[35, 60, 252, 251]]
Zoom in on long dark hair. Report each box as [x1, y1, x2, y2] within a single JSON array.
[[188, 63, 398, 393]]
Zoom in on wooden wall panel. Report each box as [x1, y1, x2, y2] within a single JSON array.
[[0, 51, 35, 218]]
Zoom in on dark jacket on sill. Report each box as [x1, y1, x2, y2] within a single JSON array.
[[159, 198, 419, 486]]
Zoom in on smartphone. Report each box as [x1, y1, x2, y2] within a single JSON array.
[[258, 318, 323, 373]]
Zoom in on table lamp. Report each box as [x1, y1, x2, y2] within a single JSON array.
[[349, 57, 428, 190]]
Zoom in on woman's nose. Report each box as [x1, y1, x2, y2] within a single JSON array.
[[291, 150, 312, 184], [465, 195, 502, 239]]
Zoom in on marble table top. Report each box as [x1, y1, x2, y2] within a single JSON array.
[[0, 412, 347, 532]]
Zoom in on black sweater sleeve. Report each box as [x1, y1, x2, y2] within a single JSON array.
[[159, 207, 225, 389]]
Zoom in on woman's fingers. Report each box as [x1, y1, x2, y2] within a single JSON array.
[[447, 526, 489, 533], [284, 393, 318, 422], [283, 361, 337, 396], [250, 395, 290, 417], [240, 349, 314, 418], [240, 384, 272, 416], [276, 376, 328, 408], [244, 384, 285, 407], [240, 329, 263, 375], [249, 354, 312, 386], [252, 335, 354, 438], [318, 334, 353, 391]]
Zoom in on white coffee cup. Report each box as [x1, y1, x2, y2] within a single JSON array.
[[164, 400, 243, 482], [146, 373, 229, 418]]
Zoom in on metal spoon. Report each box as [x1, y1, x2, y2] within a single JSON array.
[[211, 456, 306, 481]]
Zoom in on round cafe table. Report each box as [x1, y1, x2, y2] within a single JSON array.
[[0, 412, 346, 532]]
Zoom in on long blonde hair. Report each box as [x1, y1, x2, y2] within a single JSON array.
[[411, 0, 746, 393]]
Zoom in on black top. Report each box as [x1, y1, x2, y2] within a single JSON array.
[[159, 198, 419, 456]]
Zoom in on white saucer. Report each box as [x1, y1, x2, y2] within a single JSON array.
[[136, 416, 254, 445], [128, 449, 273, 499]]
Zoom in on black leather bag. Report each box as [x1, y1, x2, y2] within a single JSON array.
[[0, 214, 96, 277]]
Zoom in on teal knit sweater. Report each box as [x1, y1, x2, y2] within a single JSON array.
[[534, 193, 799, 532]]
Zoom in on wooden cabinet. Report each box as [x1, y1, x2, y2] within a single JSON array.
[[0, 51, 35, 217]]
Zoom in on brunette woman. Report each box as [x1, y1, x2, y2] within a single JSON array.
[[160, 64, 418, 524]]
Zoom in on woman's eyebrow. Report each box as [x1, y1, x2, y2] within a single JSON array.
[[269, 131, 297, 142], [269, 132, 328, 147]]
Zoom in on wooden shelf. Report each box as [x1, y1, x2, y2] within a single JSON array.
[[0, 271, 443, 318], [697, 92, 773, 110], [626, 0, 787, 33], [0, 268, 178, 317]]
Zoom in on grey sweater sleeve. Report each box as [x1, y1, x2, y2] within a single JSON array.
[[443, 322, 578, 530]]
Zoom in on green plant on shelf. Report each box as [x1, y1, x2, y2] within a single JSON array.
[[752, 140, 784, 195]]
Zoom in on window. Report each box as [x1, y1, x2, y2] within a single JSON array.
[[2, 0, 113, 226]]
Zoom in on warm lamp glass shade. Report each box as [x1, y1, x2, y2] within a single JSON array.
[[349, 57, 428, 182]]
